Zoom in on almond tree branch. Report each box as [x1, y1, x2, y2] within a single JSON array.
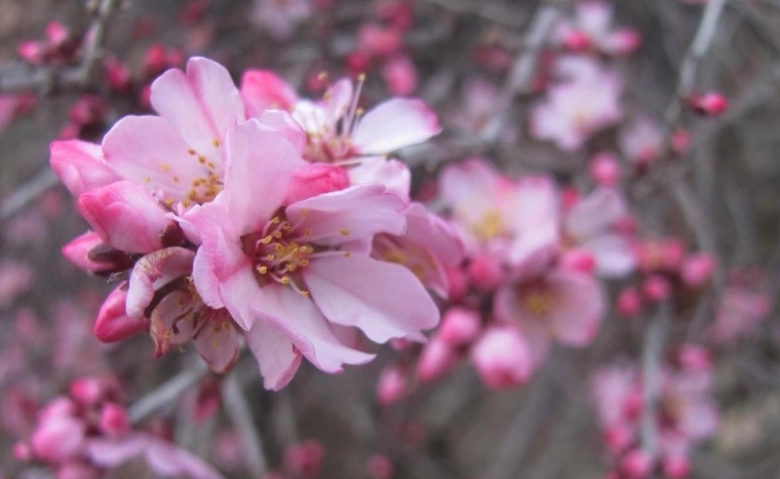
[[128, 361, 209, 425], [221, 371, 269, 479], [640, 302, 671, 466]]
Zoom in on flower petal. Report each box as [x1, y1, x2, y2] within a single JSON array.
[[241, 69, 299, 117], [50, 140, 119, 196], [352, 98, 441, 154], [245, 319, 302, 390], [305, 254, 439, 343]]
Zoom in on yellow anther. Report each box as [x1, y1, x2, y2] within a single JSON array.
[[198, 156, 207, 164], [273, 231, 283, 238], [358, 73, 366, 82], [280, 276, 291, 285], [212, 138, 220, 147], [271, 216, 281, 224], [339, 228, 350, 236], [343, 251, 351, 258], [257, 265, 268, 274], [262, 236, 273, 245], [265, 254, 276, 261], [304, 229, 312, 237], [317, 71, 328, 80], [300, 290, 310, 298], [188, 149, 196, 155], [160, 163, 171, 172], [172, 176, 179, 183], [301, 210, 309, 217], [143, 176, 151, 183], [299, 259, 310, 267]]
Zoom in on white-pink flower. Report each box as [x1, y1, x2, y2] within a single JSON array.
[[553, 1, 642, 55], [531, 57, 623, 151], [186, 119, 439, 389]]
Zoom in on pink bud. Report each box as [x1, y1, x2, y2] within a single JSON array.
[[99, 402, 130, 438], [467, 253, 504, 292], [603, 425, 633, 456], [69, 95, 105, 126], [345, 51, 372, 76], [62, 231, 126, 274], [617, 287, 643, 318], [619, 448, 652, 478], [104, 57, 132, 94], [376, 365, 408, 407], [662, 454, 691, 479], [284, 441, 324, 479], [39, 397, 77, 422], [77, 180, 172, 253], [439, 307, 481, 346], [94, 285, 149, 343], [31, 416, 85, 463], [560, 249, 596, 273], [444, 265, 468, 301], [563, 30, 592, 51], [143, 43, 169, 77], [661, 239, 687, 272], [382, 55, 418, 96], [70, 377, 105, 406], [560, 187, 581, 210], [642, 275, 671, 302], [680, 253, 715, 287], [606, 29, 643, 55], [470, 326, 533, 390], [13, 441, 32, 461], [671, 129, 691, 155], [18, 41, 48, 65], [416, 337, 458, 383], [688, 92, 728, 117], [589, 152, 621, 187], [45, 21, 70, 47], [358, 24, 403, 57], [674, 344, 712, 372], [366, 454, 394, 479], [283, 164, 349, 205]]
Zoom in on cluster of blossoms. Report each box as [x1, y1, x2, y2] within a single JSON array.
[[14, 376, 224, 479], [592, 346, 718, 479], [377, 157, 636, 400], [52, 56, 454, 390]]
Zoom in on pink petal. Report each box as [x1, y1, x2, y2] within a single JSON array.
[[126, 247, 195, 317], [86, 435, 148, 467], [94, 285, 149, 342], [347, 157, 411, 203], [286, 184, 406, 246], [240, 70, 299, 117], [77, 180, 171, 253], [61, 231, 113, 273], [223, 119, 304, 235], [305, 255, 439, 343], [352, 98, 441, 154], [439, 158, 502, 225], [322, 78, 353, 123], [256, 109, 307, 153], [151, 57, 245, 155], [194, 312, 240, 373], [565, 188, 626, 240], [102, 115, 206, 201], [250, 285, 375, 375], [584, 234, 636, 278], [470, 325, 534, 389], [283, 163, 349, 205], [547, 268, 605, 346], [143, 434, 226, 479], [245, 320, 302, 390], [50, 140, 119, 196]]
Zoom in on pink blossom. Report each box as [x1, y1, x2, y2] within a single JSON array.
[[589, 152, 622, 187], [439, 158, 559, 271], [0, 260, 33, 308], [619, 116, 663, 167], [531, 57, 623, 151], [470, 325, 533, 389], [366, 454, 395, 479], [251, 0, 312, 40], [187, 119, 438, 388], [495, 265, 605, 363], [382, 54, 418, 95], [416, 337, 458, 383], [709, 286, 771, 344], [553, 1, 642, 55], [438, 307, 482, 346], [94, 285, 149, 343], [563, 188, 636, 278], [377, 365, 409, 406]]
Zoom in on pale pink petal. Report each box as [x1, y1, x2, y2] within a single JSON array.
[[547, 268, 604, 346], [578, 1, 612, 36], [565, 188, 627, 240], [403, 203, 463, 267], [143, 435, 226, 479], [347, 157, 411, 203], [85, 435, 148, 466], [102, 115, 205, 201], [245, 320, 303, 390], [194, 312, 240, 373], [305, 255, 439, 342], [352, 98, 441, 154], [126, 247, 195, 317], [223, 119, 305, 235], [77, 181, 171, 253], [283, 163, 349, 205], [439, 158, 502, 225], [493, 287, 552, 367], [240, 70, 299, 117], [286, 184, 406, 246], [504, 176, 560, 272], [61, 231, 114, 273], [50, 140, 119, 196], [151, 57, 245, 154], [322, 78, 353, 123], [250, 285, 375, 374], [257, 109, 306, 153], [470, 325, 534, 389], [583, 234, 637, 278]]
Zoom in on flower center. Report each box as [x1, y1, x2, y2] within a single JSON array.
[[473, 209, 505, 241], [517, 282, 558, 317]]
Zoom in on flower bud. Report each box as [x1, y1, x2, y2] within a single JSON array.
[[467, 253, 504, 292], [642, 275, 671, 302], [438, 307, 481, 346], [680, 253, 715, 287], [376, 365, 408, 407], [470, 326, 533, 390], [99, 402, 130, 438], [619, 448, 652, 478], [688, 92, 728, 117], [416, 337, 458, 383], [94, 285, 149, 343], [589, 152, 621, 187], [617, 287, 643, 318]]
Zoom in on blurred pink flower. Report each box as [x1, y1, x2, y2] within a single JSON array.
[[553, 1, 642, 55], [619, 116, 663, 168], [470, 325, 533, 389], [0, 260, 33, 308], [251, 0, 312, 40], [709, 286, 771, 344]]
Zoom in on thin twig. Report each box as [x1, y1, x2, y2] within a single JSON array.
[[221, 371, 268, 479], [128, 361, 209, 425], [480, 0, 561, 144], [0, 168, 58, 221], [640, 302, 671, 464]]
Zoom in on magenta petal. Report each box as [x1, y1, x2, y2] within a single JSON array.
[[50, 140, 119, 196], [245, 320, 303, 390], [223, 119, 304, 235], [251, 285, 375, 374], [77, 181, 171, 253], [286, 184, 406, 246], [61, 231, 109, 273], [352, 98, 441, 154], [305, 255, 439, 343], [94, 285, 149, 342], [283, 163, 349, 205], [126, 247, 195, 317], [151, 57, 245, 154]]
